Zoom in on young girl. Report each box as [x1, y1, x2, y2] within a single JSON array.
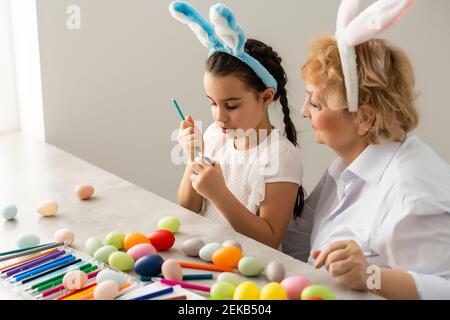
[[283, 0, 450, 299], [170, 2, 304, 249]]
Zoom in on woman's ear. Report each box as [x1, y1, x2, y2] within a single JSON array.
[[357, 104, 376, 136], [260, 88, 276, 108]]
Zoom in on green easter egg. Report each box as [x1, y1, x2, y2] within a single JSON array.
[[301, 285, 336, 300], [104, 232, 125, 250], [238, 257, 264, 277], [85, 237, 104, 256], [16, 234, 40, 249], [108, 252, 134, 272], [217, 272, 244, 287], [1, 204, 18, 221], [157, 216, 180, 233], [211, 282, 236, 300], [93, 245, 118, 263]]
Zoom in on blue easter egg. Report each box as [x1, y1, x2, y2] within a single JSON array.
[[134, 254, 164, 277]]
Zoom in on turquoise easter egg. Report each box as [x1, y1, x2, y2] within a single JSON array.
[[1, 204, 18, 220]]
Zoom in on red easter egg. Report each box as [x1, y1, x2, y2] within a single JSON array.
[[148, 230, 175, 251]]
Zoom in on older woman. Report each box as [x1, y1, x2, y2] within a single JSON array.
[[282, 2, 450, 300]]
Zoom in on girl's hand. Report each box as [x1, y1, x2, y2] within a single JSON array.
[[189, 157, 227, 202], [311, 240, 370, 291], [178, 115, 203, 162]]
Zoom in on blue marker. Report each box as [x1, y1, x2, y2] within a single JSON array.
[[132, 287, 174, 300], [170, 98, 215, 165], [14, 255, 76, 282]]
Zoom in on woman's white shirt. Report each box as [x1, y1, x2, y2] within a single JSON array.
[[283, 135, 450, 299]]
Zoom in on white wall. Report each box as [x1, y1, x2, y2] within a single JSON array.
[[0, 0, 18, 132], [36, 0, 450, 202]]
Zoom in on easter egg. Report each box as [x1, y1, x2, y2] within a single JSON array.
[[281, 276, 312, 300], [123, 232, 150, 251], [238, 257, 264, 277], [63, 270, 88, 290], [147, 230, 175, 251], [96, 269, 126, 286], [260, 282, 287, 300], [37, 200, 58, 217], [104, 232, 125, 250], [211, 282, 236, 300], [75, 185, 95, 200], [161, 259, 183, 281], [217, 272, 244, 287], [233, 281, 260, 300], [181, 238, 204, 257], [54, 228, 75, 246], [301, 285, 336, 300], [222, 240, 242, 250], [16, 234, 40, 249], [108, 252, 134, 272], [93, 245, 118, 263], [199, 242, 221, 262], [265, 261, 285, 283], [127, 243, 157, 261], [157, 216, 180, 233], [85, 238, 104, 256], [211, 246, 243, 268], [1, 204, 17, 220], [94, 280, 119, 300], [134, 254, 164, 277]]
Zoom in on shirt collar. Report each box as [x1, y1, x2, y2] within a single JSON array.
[[328, 136, 402, 185]]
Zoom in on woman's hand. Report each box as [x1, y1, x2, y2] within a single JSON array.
[[178, 115, 203, 162], [189, 157, 227, 202], [311, 240, 370, 291]]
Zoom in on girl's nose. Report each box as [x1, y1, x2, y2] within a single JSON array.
[[216, 106, 229, 123]]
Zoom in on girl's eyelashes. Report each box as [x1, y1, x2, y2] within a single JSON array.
[[225, 103, 239, 111]]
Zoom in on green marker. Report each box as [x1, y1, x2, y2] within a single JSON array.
[[170, 98, 215, 165]]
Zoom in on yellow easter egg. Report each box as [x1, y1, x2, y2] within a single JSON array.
[[260, 282, 287, 300], [233, 281, 260, 300]]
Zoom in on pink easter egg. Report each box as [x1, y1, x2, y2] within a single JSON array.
[[127, 243, 157, 261], [281, 276, 312, 300], [63, 270, 88, 290]]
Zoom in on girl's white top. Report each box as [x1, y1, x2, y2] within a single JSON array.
[[200, 123, 303, 229]]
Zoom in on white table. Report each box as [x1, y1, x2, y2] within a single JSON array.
[[0, 132, 380, 300]]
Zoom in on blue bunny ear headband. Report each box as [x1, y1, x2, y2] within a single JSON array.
[[169, 1, 278, 92]]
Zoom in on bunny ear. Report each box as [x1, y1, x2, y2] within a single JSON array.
[[336, 0, 363, 31], [169, 1, 224, 51], [209, 4, 246, 55], [342, 0, 415, 46]]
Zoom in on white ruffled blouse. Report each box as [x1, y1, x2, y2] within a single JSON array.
[[200, 123, 303, 229]]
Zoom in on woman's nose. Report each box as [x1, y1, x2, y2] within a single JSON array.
[[300, 103, 311, 119]]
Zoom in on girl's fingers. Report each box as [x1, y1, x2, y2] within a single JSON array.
[[314, 241, 348, 269], [189, 174, 197, 183], [191, 162, 204, 175]]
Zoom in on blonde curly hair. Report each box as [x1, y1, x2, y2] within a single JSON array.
[[301, 35, 419, 143]]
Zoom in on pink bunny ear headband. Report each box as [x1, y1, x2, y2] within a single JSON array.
[[335, 0, 415, 112]]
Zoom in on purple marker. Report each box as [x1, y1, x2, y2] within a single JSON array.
[[3, 250, 66, 277]]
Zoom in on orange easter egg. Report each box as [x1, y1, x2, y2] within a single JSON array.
[[123, 232, 150, 251], [212, 246, 243, 268]]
